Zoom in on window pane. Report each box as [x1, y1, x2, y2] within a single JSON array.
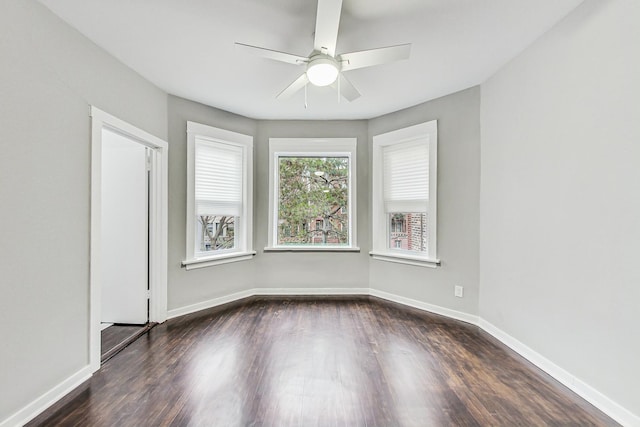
[[278, 157, 349, 246], [196, 215, 237, 252], [389, 212, 427, 253]]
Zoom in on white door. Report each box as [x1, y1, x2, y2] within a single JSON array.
[[101, 128, 149, 324]]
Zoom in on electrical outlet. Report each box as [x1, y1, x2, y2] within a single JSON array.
[[454, 285, 464, 298]]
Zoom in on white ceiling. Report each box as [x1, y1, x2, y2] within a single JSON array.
[[37, 0, 583, 120]]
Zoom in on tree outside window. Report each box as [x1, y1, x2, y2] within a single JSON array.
[[277, 157, 349, 246], [198, 215, 235, 252]]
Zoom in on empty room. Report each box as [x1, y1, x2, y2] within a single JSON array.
[[0, 0, 638, 426]]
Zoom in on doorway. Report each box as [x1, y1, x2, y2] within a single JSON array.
[[90, 107, 168, 372], [99, 128, 152, 362]]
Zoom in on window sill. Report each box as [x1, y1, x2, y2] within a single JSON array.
[[182, 251, 256, 270], [264, 246, 361, 253], [369, 251, 440, 268]]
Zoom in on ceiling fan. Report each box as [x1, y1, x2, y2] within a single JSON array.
[[235, 0, 411, 102]]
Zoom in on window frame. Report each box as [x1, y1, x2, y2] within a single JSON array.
[[370, 121, 439, 268], [266, 138, 359, 252], [182, 121, 255, 270]]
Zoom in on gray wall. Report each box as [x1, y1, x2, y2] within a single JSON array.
[[368, 87, 481, 315], [480, 0, 639, 416], [0, 0, 167, 421]]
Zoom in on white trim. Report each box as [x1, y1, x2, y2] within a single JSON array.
[[187, 121, 250, 143], [181, 251, 256, 270], [369, 288, 478, 324], [167, 287, 370, 319], [256, 287, 369, 296], [372, 121, 438, 263], [478, 319, 640, 427], [369, 251, 440, 268], [147, 137, 169, 325], [166, 288, 470, 325], [0, 366, 92, 427], [264, 246, 361, 252], [184, 121, 253, 267], [90, 106, 168, 373], [267, 138, 358, 250], [167, 289, 255, 319]]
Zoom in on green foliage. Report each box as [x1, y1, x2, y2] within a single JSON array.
[[278, 157, 349, 245]]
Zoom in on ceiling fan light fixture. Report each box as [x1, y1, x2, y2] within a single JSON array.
[[306, 56, 339, 86]]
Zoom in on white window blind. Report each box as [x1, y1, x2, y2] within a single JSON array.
[[382, 138, 429, 213], [195, 137, 243, 217]]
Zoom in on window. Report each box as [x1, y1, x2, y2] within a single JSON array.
[[371, 121, 438, 267], [267, 138, 358, 251], [183, 122, 254, 269]]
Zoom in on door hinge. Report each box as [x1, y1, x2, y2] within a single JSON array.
[[145, 148, 152, 171], [146, 289, 151, 299]]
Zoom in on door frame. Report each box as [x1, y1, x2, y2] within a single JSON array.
[[89, 106, 168, 372]]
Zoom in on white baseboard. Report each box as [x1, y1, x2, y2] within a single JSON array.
[[369, 288, 480, 325], [478, 319, 640, 427], [255, 287, 370, 296], [167, 287, 370, 319], [0, 366, 92, 427], [167, 289, 254, 319]]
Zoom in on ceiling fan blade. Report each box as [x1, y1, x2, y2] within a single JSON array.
[[235, 42, 308, 65], [313, 0, 343, 57], [339, 44, 411, 72], [331, 74, 360, 102], [277, 73, 310, 99]]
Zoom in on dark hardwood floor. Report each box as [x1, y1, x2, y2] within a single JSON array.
[[29, 297, 617, 426], [101, 324, 149, 363]]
